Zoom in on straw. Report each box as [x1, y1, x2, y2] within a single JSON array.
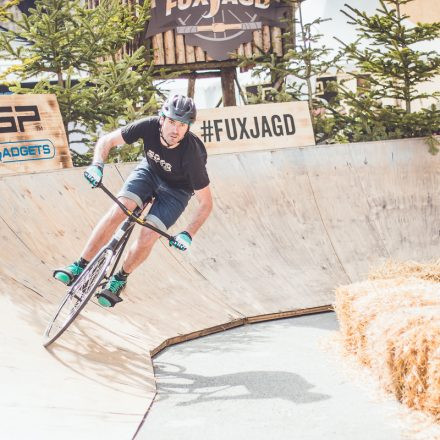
[[334, 260, 440, 420]]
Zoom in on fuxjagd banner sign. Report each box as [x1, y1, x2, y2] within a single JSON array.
[[0, 94, 72, 175], [192, 101, 315, 153], [146, 0, 290, 60]]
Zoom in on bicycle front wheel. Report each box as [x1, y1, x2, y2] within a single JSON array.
[[43, 248, 113, 347]]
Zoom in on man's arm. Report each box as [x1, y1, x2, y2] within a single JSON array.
[[92, 129, 126, 164], [185, 185, 213, 238], [83, 129, 126, 187]]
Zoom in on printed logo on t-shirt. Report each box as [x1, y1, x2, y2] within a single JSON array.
[[147, 149, 172, 172]]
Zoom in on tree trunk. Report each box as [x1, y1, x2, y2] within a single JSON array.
[[396, 1, 412, 113], [298, 2, 314, 121]]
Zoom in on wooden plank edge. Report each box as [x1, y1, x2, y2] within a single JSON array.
[[246, 305, 334, 324], [149, 318, 246, 357], [150, 305, 334, 357]]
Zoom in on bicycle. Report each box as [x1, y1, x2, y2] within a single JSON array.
[[43, 182, 173, 348]]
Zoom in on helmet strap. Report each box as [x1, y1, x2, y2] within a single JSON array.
[[159, 117, 173, 148]]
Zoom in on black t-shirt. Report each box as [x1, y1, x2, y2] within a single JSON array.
[[121, 116, 210, 192]]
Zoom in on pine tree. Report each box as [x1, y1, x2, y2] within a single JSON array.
[[237, 0, 339, 133], [290, 1, 337, 117], [0, 0, 161, 163], [326, 0, 440, 148]]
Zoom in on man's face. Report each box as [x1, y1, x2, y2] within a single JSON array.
[[160, 116, 189, 146]]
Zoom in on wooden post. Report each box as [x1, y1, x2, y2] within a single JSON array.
[[221, 67, 236, 107], [195, 46, 205, 62], [253, 30, 263, 56], [271, 27, 282, 56], [187, 75, 196, 98], [186, 45, 196, 63], [244, 42, 253, 58], [175, 33, 186, 64], [164, 30, 176, 65], [152, 34, 165, 65], [262, 25, 271, 53]]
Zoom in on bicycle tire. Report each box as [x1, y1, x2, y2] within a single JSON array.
[[43, 248, 113, 347]]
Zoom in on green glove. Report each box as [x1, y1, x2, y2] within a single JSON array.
[[84, 162, 103, 187], [169, 231, 192, 251]]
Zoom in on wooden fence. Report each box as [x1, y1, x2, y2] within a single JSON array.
[[87, 0, 295, 69]]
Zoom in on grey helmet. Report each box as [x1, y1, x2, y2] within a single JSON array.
[[160, 94, 197, 125]]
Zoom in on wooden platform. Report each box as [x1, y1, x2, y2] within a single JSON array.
[[0, 138, 439, 438]]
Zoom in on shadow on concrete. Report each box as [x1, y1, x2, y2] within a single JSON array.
[[154, 362, 331, 406]]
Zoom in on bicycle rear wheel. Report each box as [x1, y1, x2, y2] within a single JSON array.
[[43, 248, 113, 347]]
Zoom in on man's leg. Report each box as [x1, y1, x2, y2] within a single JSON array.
[[81, 197, 138, 261], [54, 197, 137, 285], [121, 227, 161, 273], [95, 226, 160, 307]]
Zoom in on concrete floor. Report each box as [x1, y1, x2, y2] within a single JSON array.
[[136, 312, 405, 440]]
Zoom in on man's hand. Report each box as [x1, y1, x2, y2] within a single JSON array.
[[84, 163, 104, 188], [169, 231, 192, 251]]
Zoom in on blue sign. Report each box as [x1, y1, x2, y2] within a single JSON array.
[[0, 139, 55, 163]]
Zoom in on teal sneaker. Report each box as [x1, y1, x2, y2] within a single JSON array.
[[53, 262, 84, 286], [96, 275, 125, 308]]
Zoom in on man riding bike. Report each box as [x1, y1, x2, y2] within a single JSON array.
[[53, 94, 213, 307]]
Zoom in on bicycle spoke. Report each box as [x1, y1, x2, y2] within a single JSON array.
[[43, 208, 136, 347], [43, 249, 113, 347]]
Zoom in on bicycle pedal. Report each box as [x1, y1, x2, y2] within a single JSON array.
[[97, 295, 112, 307], [96, 292, 123, 308], [53, 270, 73, 286]]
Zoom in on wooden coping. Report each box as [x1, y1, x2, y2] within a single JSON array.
[[150, 305, 333, 357]]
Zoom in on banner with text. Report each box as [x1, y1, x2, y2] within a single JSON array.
[[0, 94, 72, 175], [192, 101, 315, 154], [146, 0, 289, 61]]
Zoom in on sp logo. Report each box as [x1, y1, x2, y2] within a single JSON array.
[[0, 105, 42, 133]]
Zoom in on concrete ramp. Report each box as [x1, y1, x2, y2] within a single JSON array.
[[0, 138, 439, 439]]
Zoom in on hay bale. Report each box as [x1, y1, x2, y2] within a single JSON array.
[[335, 277, 439, 365], [334, 263, 440, 420], [365, 307, 440, 420], [369, 260, 440, 282]]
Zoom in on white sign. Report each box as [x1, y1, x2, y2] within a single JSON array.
[[192, 101, 315, 154]]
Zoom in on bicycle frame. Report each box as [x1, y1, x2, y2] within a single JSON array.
[[43, 183, 174, 347], [97, 182, 173, 241], [91, 183, 174, 287]]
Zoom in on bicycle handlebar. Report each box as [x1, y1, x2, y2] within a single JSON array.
[[97, 182, 173, 241]]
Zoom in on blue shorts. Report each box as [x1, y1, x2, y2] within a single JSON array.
[[117, 159, 192, 231]]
